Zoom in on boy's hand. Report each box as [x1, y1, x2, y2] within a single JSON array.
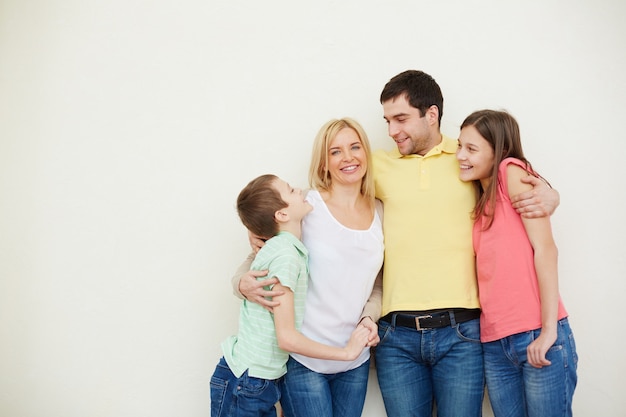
[[344, 324, 370, 361], [239, 270, 284, 312], [359, 316, 380, 347], [511, 176, 560, 218]]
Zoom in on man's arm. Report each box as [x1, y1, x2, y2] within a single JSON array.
[[511, 176, 560, 218]]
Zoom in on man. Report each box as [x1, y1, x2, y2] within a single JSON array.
[[370, 70, 558, 417]]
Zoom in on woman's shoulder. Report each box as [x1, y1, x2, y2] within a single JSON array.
[[304, 188, 321, 203], [374, 198, 384, 221]]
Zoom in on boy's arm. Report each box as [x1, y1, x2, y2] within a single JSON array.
[[272, 281, 369, 361], [511, 176, 560, 218]]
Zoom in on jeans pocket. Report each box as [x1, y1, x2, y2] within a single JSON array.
[[454, 319, 481, 343], [210, 372, 229, 416], [377, 320, 392, 345], [561, 320, 579, 368], [240, 372, 271, 395]]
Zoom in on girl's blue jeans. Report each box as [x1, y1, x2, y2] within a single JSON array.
[[483, 317, 578, 417]]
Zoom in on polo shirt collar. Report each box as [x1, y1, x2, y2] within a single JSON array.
[[276, 231, 308, 258], [390, 135, 457, 159]]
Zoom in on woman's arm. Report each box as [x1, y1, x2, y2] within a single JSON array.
[[508, 165, 559, 368], [272, 281, 369, 361], [230, 252, 283, 311], [359, 268, 383, 347], [360, 267, 383, 322]]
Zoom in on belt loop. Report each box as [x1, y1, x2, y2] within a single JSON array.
[[390, 313, 398, 328], [448, 310, 457, 326]]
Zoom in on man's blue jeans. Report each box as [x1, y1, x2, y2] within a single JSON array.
[[483, 318, 578, 417], [280, 356, 370, 417], [375, 315, 484, 417], [210, 357, 281, 417]]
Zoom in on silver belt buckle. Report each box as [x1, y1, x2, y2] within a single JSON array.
[[415, 314, 432, 331]]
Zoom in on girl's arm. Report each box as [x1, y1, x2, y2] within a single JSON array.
[[272, 281, 369, 361], [508, 165, 559, 368]]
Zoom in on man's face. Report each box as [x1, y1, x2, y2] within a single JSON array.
[[382, 95, 438, 156]]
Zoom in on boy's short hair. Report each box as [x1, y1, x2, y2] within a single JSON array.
[[237, 174, 287, 238]]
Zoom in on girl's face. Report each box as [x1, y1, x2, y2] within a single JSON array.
[[456, 125, 495, 189], [326, 127, 367, 187]]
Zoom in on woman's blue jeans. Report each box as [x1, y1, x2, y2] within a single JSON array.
[[280, 356, 370, 417], [210, 357, 281, 417], [375, 316, 484, 417], [483, 318, 578, 417]]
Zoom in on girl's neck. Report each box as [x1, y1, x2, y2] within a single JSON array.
[[480, 177, 492, 191]]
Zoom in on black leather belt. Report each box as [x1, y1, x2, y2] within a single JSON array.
[[380, 309, 481, 331]]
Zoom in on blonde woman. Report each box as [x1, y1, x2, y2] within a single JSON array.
[[232, 118, 384, 417]]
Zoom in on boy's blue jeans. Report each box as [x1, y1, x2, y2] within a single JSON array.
[[210, 357, 280, 417], [483, 318, 578, 417]]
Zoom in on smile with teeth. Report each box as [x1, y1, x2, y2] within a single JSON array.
[[459, 164, 472, 170], [341, 165, 358, 172]]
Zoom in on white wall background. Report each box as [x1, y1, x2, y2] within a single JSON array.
[[1, 1, 624, 416]]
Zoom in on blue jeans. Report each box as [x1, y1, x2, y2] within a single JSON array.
[[280, 356, 370, 417], [483, 318, 578, 417], [210, 357, 281, 417], [375, 315, 484, 417]]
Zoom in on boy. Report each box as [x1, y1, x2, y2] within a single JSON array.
[[210, 174, 369, 417]]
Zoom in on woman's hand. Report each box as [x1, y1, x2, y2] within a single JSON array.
[[248, 230, 267, 254], [238, 270, 284, 312]]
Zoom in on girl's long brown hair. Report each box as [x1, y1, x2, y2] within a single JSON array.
[[461, 110, 547, 229]]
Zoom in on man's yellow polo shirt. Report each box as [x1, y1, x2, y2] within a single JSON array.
[[373, 136, 480, 316]]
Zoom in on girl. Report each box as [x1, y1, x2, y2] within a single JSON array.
[[456, 110, 578, 417]]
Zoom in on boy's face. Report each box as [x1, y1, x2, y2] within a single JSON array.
[[273, 178, 312, 221]]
